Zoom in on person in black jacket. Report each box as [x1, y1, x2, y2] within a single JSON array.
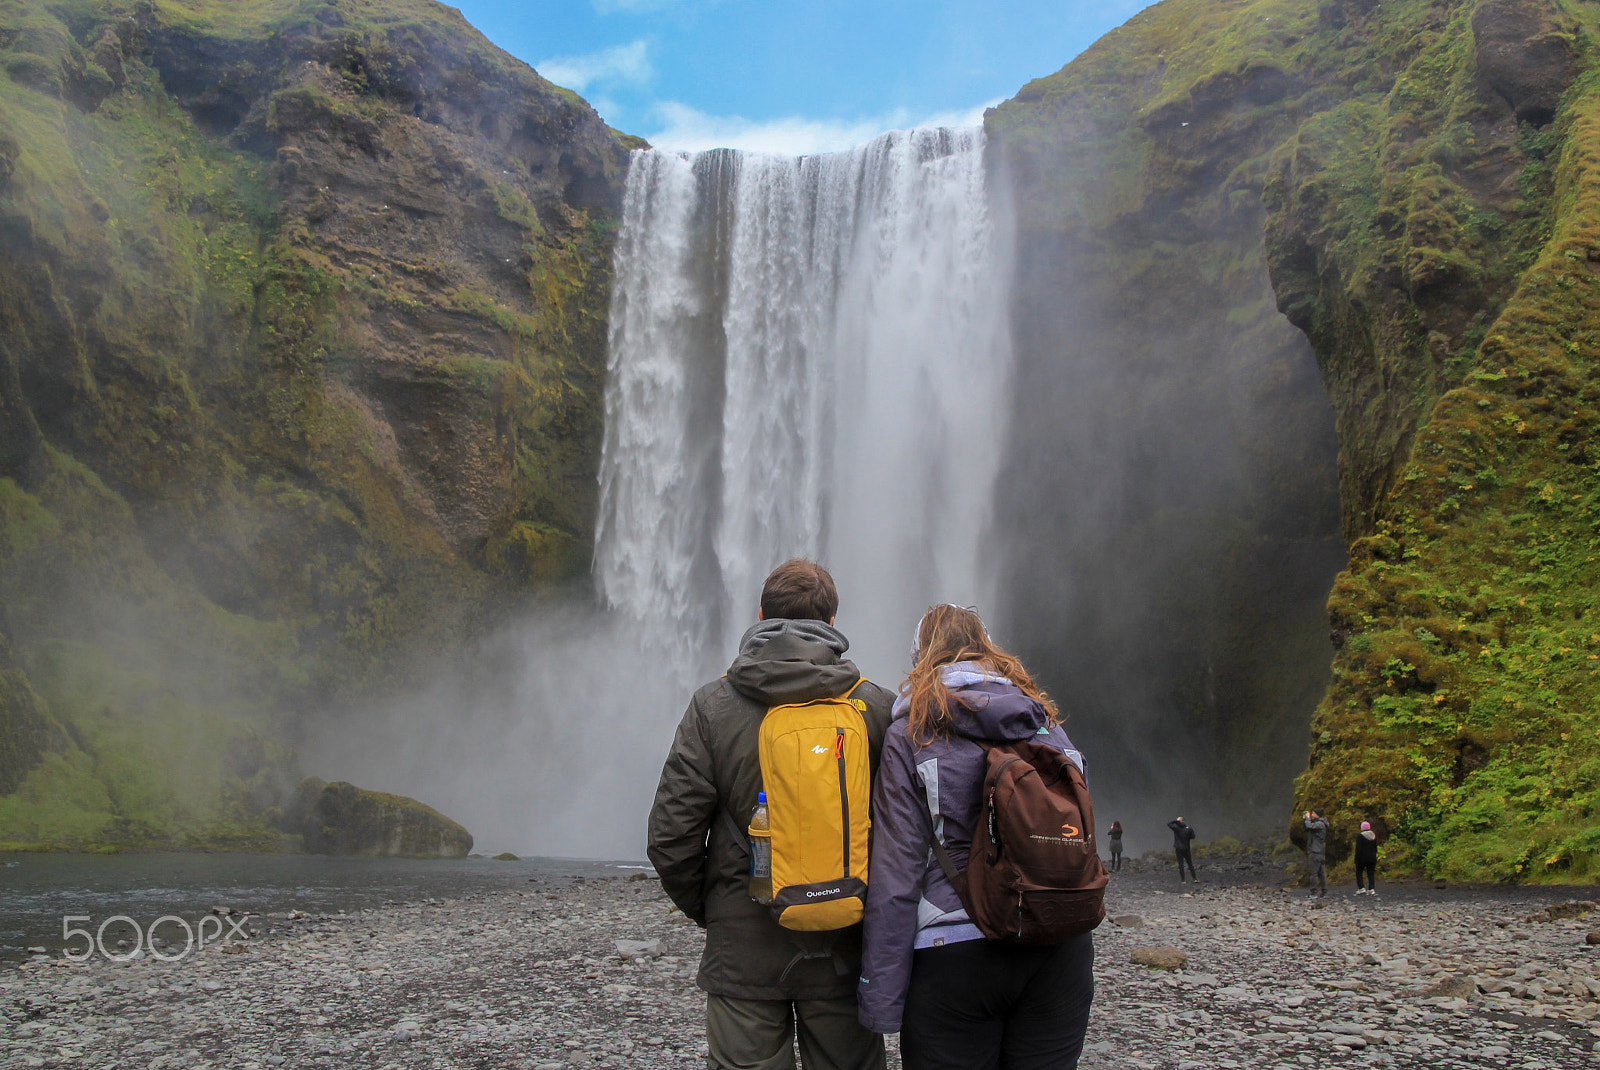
[[1108, 820, 1124, 872], [1303, 809, 1329, 898], [1353, 820, 1379, 896], [1167, 817, 1197, 883]]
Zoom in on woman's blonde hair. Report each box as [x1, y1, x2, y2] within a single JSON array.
[[903, 604, 1059, 746]]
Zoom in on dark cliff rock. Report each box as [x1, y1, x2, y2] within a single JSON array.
[[1472, 0, 1577, 127], [988, 0, 1347, 827], [992, 0, 1597, 879], [0, 0, 635, 847]]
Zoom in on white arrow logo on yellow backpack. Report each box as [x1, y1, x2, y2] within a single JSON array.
[[811, 745, 829, 754]]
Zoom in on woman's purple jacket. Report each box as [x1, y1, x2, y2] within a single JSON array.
[[857, 663, 1086, 1034]]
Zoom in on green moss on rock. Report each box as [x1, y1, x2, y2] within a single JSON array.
[[298, 777, 472, 858], [990, 0, 1598, 877]]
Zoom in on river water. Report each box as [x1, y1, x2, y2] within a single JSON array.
[[0, 851, 638, 962]]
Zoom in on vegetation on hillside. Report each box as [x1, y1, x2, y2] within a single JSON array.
[[990, 0, 1597, 880], [0, 0, 631, 848]]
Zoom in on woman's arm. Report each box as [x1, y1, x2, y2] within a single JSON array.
[[858, 725, 930, 1034]]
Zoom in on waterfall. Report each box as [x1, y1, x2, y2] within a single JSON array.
[[595, 127, 1013, 678], [307, 128, 1014, 859]]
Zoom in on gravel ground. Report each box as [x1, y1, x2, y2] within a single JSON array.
[[4, 861, 1600, 1069]]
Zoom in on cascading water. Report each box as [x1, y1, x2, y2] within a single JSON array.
[[309, 128, 1014, 858], [595, 128, 1013, 678]]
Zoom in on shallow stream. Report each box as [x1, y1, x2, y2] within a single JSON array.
[[0, 851, 642, 962]]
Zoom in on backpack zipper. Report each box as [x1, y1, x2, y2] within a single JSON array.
[[836, 727, 849, 878]]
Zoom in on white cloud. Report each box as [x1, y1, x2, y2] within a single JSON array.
[[536, 39, 652, 93], [644, 99, 999, 156]]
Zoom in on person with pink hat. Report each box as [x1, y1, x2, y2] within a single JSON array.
[[1354, 820, 1379, 896]]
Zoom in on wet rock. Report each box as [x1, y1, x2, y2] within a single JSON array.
[[1130, 946, 1188, 970], [1546, 900, 1594, 920], [298, 779, 473, 858], [1420, 974, 1477, 1000], [615, 938, 668, 961], [1111, 914, 1144, 928], [1585, 930, 1600, 946]]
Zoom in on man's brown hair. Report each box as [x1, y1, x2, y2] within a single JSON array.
[[760, 559, 839, 622]]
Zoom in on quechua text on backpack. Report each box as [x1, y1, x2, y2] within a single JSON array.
[[927, 739, 1108, 944], [756, 680, 872, 930]]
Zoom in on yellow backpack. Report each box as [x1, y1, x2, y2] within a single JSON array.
[[757, 680, 873, 930]]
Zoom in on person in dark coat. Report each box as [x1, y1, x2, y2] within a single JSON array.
[[1353, 820, 1378, 895], [1108, 821, 1124, 872], [1303, 808, 1329, 898], [860, 604, 1094, 1070], [647, 559, 895, 1070], [1168, 817, 1197, 882]]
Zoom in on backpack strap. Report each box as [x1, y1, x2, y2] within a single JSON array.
[[720, 807, 749, 858]]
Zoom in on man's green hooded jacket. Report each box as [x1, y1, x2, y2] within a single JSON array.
[[646, 618, 893, 1000]]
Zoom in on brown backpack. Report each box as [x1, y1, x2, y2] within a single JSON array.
[[927, 740, 1108, 945]]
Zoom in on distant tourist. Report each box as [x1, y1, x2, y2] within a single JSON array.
[[1354, 820, 1378, 896], [646, 559, 895, 1070], [1303, 808, 1329, 898], [1168, 816, 1197, 883], [1108, 820, 1124, 872], [859, 604, 1096, 1069]]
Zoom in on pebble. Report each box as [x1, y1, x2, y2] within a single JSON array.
[[3, 863, 1598, 1069], [1076, 863, 1600, 1069], [1130, 946, 1188, 970]]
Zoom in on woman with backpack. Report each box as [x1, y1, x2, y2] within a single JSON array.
[[858, 604, 1096, 1069]]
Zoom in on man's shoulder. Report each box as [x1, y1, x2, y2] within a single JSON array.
[[853, 678, 897, 709], [688, 675, 760, 716]]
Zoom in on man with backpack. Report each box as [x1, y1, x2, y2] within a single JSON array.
[[648, 559, 895, 1070], [1168, 816, 1198, 883]]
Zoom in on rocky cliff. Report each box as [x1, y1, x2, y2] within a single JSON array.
[[6, 0, 1596, 881], [0, 0, 633, 848], [990, 0, 1596, 879]]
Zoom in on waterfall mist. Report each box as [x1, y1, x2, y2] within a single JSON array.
[[307, 128, 1016, 858], [992, 198, 1346, 852]]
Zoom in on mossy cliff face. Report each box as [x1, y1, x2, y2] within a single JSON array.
[[987, 0, 1348, 828], [0, 0, 632, 848], [991, 0, 1596, 879]]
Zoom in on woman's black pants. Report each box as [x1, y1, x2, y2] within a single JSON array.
[[1356, 861, 1375, 890], [900, 933, 1094, 1070]]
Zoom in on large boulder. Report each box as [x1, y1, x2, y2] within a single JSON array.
[[295, 777, 472, 858]]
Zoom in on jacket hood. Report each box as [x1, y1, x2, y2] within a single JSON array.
[[726, 618, 863, 706], [891, 661, 1050, 743], [1360, 829, 1377, 841]]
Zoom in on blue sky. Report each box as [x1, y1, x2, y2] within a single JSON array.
[[451, 0, 1153, 154]]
